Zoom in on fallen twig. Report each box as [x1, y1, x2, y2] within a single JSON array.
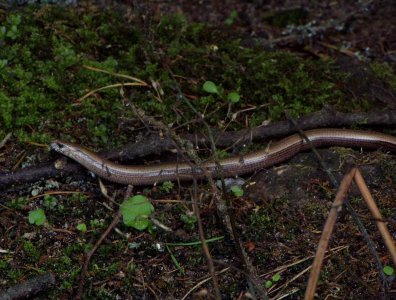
[[354, 169, 396, 265], [0, 132, 12, 149], [304, 168, 356, 300]]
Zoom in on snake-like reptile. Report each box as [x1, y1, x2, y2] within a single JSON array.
[[51, 129, 396, 185]]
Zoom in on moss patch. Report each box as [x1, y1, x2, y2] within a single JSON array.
[[1, 5, 352, 148]]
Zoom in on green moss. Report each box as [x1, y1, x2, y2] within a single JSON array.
[[370, 62, 396, 90], [246, 211, 274, 240], [1, 6, 351, 149], [7, 269, 23, 281], [63, 242, 85, 257], [263, 8, 309, 27], [90, 261, 121, 281], [0, 259, 9, 269], [23, 240, 41, 263]]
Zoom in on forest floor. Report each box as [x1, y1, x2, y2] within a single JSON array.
[[0, 0, 396, 299]]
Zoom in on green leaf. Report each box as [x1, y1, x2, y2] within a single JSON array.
[[181, 214, 197, 225], [28, 209, 46, 226], [43, 195, 57, 209], [265, 280, 273, 288], [130, 218, 150, 231], [0, 59, 7, 69], [225, 10, 238, 26], [383, 265, 394, 276], [227, 92, 240, 103], [272, 273, 281, 282], [231, 185, 244, 197], [120, 195, 154, 230], [76, 223, 87, 232], [203, 81, 219, 94], [9, 14, 21, 26]]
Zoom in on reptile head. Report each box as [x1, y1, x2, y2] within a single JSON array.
[[50, 140, 76, 156]]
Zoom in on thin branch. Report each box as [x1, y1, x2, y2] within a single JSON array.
[[192, 176, 222, 299], [354, 169, 396, 266], [305, 168, 356, 300], [0, 132, 12, 149]]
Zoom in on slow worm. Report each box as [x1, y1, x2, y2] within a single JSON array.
[[51, 129, 396, 185]]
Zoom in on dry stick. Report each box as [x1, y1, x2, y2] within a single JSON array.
[[0, 132, 12, 149], [192, 176, 222, 300], [75, 186, 133, 299], [170, 73, 268, 300], [304, 168, 357, 300], [286, 112, 388, 291], [354, 169, 396, 266], [181, 268, 231, 300], [270, 246, 348, 298]]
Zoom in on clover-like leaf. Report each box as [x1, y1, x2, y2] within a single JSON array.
[[76, 223, 87, 232], [265, 280, 273, 288], [203, 81, 219, 94], [272, 273, 281, 282], [120, 195, 154, 230], [231, 185, 244, 197], [28, 209, 46, 226], [384, 265, 395, 276], [227, 92, 240, 103]]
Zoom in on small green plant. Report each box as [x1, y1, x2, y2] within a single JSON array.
[[227, 91, 240, 103], [180, 213, 197, 230], [90, 219, 104, 228], [265, 273, 282, 288], [7, 197, 27, 210], [0, 14, 21, 41], [70, 192, 88, 203], [28, 209, 46, 226], [43, 195, 58, 210], [203, 81, 219, 94], [120, 195, 154, 230], [160, 181, 174, 193], [384, 265, 395, 276], [202, 81, 240, 103], [76, 223, 87, 232], [0, 260, 9, 269], [230, 185, 244, 197], [23, 241, 41, 262], [225, 10, 238, 26]]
